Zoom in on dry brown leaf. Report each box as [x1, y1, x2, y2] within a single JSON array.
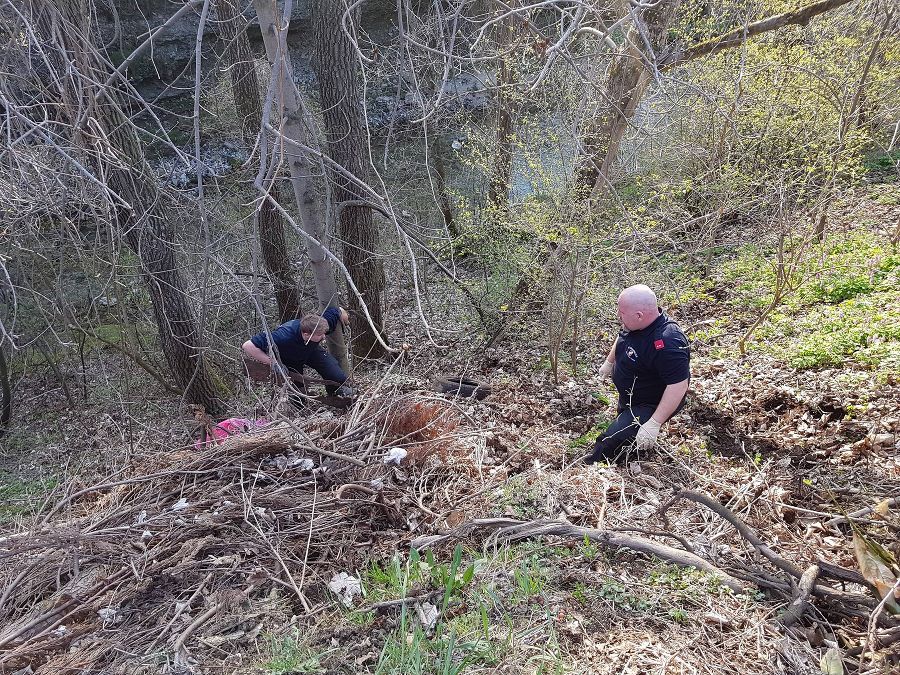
[[873, 498, 891, 517], [852, 533, 900, 610]]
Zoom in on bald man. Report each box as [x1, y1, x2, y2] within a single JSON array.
[[584, 285, 691, 464]]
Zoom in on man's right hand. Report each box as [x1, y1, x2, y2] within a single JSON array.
[[635, 418, 662, 450]]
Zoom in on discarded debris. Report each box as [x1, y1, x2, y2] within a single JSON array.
[[328, 572, 363, 607]]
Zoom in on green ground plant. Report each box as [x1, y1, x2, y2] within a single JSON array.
[[372, 545, 496, 674], [262, 631, 329, 674], [0, 471, 58, 523], [569, 420, 611, 451], [670, 195, 900, 377]]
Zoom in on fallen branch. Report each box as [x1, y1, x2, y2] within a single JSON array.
[[362, 591, 441, 613], [146, 573, 213, 653], [659, 490, 897, 627], [846, 625, 900, 656], [410, 517, 746, 594], [780, 565, 819, 627], [335, 483, 379, 500], [824, 497, 900, 528], [661, 489, 803, 579], [816, 559, 870, 588]]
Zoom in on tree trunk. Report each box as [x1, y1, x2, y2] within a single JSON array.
[[429, 132, 457, 238], [117, 195, 226, 415], [575, 0, 855, 196], [486, 9, 519, 228], [40, 0, 226, 415], [487, 57, 515, 225], [0, 343, 11, 437], [312, 0, 387, 360], [253, 0, 350, 374], [575, 2, 681, 196], [216, 0, 303, 323]]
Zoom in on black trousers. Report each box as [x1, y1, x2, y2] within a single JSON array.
[[586, 396, 686, 464], [587, 403, 657, 463], [242, 351, 346, 395]]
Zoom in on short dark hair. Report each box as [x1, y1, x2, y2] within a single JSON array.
[[299, 314, 328, 336]]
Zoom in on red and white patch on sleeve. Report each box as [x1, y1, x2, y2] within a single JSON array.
[[654, 339, 665, 350]]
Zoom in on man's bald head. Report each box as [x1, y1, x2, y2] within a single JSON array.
[[617, 285, 659, 330]]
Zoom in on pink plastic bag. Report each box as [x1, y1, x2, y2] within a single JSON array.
[[195, 417, 270, 449]]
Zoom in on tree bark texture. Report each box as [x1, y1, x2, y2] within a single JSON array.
[[0, 344, 11, 437], [575, 1, 681, 196], [253, 0, 350, 374], [487, 58, 514, 225], [312, 0, 387, 360], [486, 9, 521, 228], [429, 132, 457, 238], [37, 0, 226, 415], [216, 0, 303, 323]]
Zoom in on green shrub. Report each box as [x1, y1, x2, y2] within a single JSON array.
[[788, 329, 867, 369], [811, 276, 873, 304]]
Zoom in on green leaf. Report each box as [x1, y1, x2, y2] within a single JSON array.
[[819, 646, 842, 675], [462, 563, 475, 586]]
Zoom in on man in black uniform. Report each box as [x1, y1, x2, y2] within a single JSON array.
[[585, 285, 690, 464], [241, 307, 355, 397]]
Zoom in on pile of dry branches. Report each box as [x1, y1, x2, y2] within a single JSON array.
[[0, 393, 469, 673]]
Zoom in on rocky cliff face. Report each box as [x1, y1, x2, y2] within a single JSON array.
[[98, 0, 316, 99], [97, 0, 406, 97]]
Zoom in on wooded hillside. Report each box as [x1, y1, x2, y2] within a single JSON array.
[[0, 0, 898, 673]]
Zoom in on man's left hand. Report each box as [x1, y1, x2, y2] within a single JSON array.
[[634, 418, 662, 450], [339, 307, 350, 326]]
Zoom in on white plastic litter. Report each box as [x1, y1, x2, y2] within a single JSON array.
[[328, 572, 362, 607], [416, 602, 439, 630], [383, 448, 408, 465], [171, 498, 189, 512], [273, 454, 314, 471], [98, 607, 120, 624]]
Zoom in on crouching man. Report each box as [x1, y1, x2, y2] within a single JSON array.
[[585, 285, 690, 464], [241, 307, 355, 398]]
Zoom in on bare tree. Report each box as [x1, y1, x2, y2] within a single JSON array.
[[216, 0, 304, 323], [253, 0, 351, 373], [575, 0, 857, 196], [17, 0, 227, 414], [575, 1, 682, 195], [313, 0, 388, 360], [485, 6, 523, 228], [0, 343, 10, 437], [428, 130, 458, 238]]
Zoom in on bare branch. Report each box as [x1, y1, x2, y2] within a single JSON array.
[[660, 0, 857, 70]]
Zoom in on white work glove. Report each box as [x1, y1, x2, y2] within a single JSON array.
[[634, 417, 662, 451], [598, 360, 614, 379]]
